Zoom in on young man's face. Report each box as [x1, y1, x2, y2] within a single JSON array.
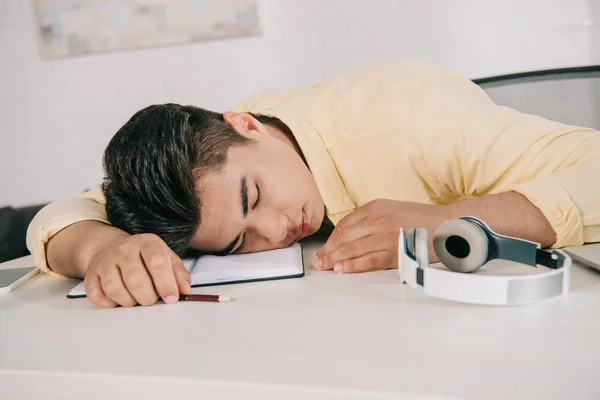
[[189, 112, 325, 255]]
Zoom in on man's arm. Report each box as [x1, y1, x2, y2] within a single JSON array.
[[26, 187, 110, 274], [314, 190, 556, 273], [26, 188, 191, 307], [445, 190, 557, 248], [315, 70, 600, 273], [410, 73, 600, 247], [45, 220, 128, 278]]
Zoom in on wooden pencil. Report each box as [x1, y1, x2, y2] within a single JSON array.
[[179, 294, 232, 302]]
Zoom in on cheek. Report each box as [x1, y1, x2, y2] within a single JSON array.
[[256, 143, 315, 201], [274, 154, 309, 184], [241, 235, 288, 254], [268, 164, 308, 203], [258, 152, 298, 186]]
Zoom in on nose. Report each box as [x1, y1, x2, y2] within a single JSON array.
[[253, 211, 289, 244]]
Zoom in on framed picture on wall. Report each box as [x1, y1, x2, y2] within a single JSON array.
[[32, 0, 262, 59]]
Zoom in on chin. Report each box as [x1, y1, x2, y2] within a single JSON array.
[[309, 216, 324, 235], [305, 199, 325, 235]]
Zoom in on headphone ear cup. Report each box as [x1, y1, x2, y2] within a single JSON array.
[[433, 219, 489, 273]]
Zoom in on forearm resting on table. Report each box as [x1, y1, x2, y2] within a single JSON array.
[[46, 221, 129, 279], [445, 191, 557, 248]]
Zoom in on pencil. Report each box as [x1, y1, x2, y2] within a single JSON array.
[[179, 294, 232, 302]]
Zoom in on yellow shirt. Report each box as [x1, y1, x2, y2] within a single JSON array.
[[27, 60, 600, 273]]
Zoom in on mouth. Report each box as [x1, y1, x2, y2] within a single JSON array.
[[295, 208, 310, 242]]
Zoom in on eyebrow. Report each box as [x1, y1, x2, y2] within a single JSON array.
[[241, 175, 249, 218], [211, 176, 249, 256]]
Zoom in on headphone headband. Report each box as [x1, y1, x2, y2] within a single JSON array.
[[459, 216, 564, 269]]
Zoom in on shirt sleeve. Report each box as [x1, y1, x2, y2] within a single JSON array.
[[26, 187, 109, 273], [409, 73, 600, 248]]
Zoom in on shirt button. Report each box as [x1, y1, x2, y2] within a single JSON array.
[[343, 198, 350, 205]]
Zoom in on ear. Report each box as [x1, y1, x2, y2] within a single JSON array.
[[223, 111, 268, 139]]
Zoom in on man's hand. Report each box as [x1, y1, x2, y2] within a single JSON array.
[[83, 233, 191, 308], [312, 192, 557, 274], [313, 199, 448, 273]]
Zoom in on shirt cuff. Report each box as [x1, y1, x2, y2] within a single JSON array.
[[507, 176, 584, 248], [26, 205, 109, 274]]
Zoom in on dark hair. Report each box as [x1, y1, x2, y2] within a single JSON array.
[[101, 104, 252, 256]]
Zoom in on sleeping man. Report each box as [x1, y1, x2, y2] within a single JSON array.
[[27, 60, 600, 308]]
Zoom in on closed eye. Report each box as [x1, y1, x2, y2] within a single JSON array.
[[253, 182, 262, 210], [236, 233, 247, 254], [235, 183, 261, 254]]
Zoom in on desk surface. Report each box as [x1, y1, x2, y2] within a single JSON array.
[[1, 239, 600, 400]]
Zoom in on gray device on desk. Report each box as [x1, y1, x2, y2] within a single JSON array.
[[0, 266, 39, 293], [564, 243, 600, 271]]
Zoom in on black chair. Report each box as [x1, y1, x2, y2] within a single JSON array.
[[474, 65, 600, 130], [0, 204, 47, 263]]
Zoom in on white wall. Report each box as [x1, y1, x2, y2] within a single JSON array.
[[1, 0, 598, 207], [593, 0, 600, 62]]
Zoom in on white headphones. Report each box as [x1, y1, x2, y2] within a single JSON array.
[[398, 216, 571, 305]]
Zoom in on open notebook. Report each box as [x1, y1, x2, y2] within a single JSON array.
[[67, 242, 304, 298]]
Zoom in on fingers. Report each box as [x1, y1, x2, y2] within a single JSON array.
[[316, 235, 394, 271], [329, 250, 394, 274], [100, 265, 138, 307], [84, 273, 118, 308], [171, 252, 192, 295], [119, 254, 159, 306], [316, 217, 376, 261], [141, 243, 180, 304], [84, 233, 190, 308]]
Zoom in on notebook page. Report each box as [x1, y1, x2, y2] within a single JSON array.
[[189, 267, 297, 285], [189, 242, 303, 285]]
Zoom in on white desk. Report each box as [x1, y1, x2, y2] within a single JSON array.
[[1, 239, 599, 400]]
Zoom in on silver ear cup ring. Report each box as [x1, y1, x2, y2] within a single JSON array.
[[414, 228, 429, 269], [405, 228, 416, 259], [433, 219, 489, 273]]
